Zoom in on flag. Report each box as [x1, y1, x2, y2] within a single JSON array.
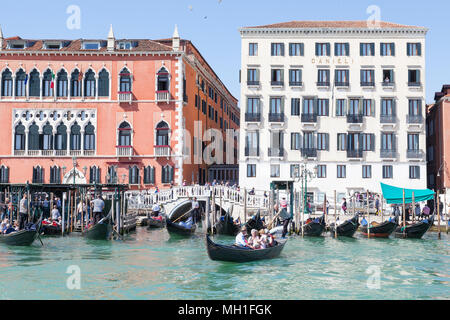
[[50, 71, 55, 89]]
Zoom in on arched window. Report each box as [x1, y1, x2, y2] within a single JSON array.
[[43, 69, 54, 97], [84, 69, 96, 97], [107, 166, 117, 184], [57, 70, 68, 97], [156, 121, 170, 146], [1, 69, 13, 97], [16, 69, 26, 97], [119, 68, 131, 92], [118, 122, 131, 146], [129, 165, 139, 184], [84, 122, 95, 150], [42, 123, 53, 150], [0, 166, 9, 183], [157, 67, 169, 91], [89, 165, 101, 184], [98, 69, 109, 97], [161, 165, 174, 184], [50, 166, 61, 184], [70, 123, 81, 150], [71, 70, 81, 97], [143, 166, 155, 184], [55, 124, 67, 150], [29, 69, 40, 97], [28, 123, 40, 151], [32, 166, 44, 184], [14, 123, 25, 150]]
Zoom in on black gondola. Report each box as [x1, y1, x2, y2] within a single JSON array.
[[394, 215, 435, 239], [329, 216, 360, 237], [299, 215, 326, 237], [148, 216, 166, 228], [166, 219, 196, 236], [360, 216, 398, 238], [41, 224, 62, 236], [215, 213, 240, 236], [245, 211, 265, 233], [206, 235, 287, 263], [0, 220, 42, 247], [83, 210, 113, 240]]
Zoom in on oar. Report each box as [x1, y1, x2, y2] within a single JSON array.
[[267, 209, 283, 230], [37, 234, 44, 246], [172, 208, 194, 223]]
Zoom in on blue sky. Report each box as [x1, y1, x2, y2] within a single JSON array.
[[1, 0, 449, 103]]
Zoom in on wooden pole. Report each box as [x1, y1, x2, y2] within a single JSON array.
[[244, 188, 247, 226], [437, 190, 441, 240], [62, 192, 65, 236], [334, 190, 337, 239], [446, 190, 449, 235], [367, 191, 370, 239], [412, 192, 415, 223], [381, 195, 384, 223], [402, 189, 406, 238], [301, 187, 304, 238]]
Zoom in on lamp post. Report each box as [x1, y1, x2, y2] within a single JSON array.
[[294, 156, 318, 214], [72, 157, 77, 185]]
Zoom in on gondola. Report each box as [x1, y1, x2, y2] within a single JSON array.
[[0, 219, 42, 247], [329, 216, 360, 238], [215, 213, 240, 236], [166, 219, 196, 236], [360, 216, 398, 238], [299, 215, 326, 237], [394, 215, 435, 239], [83, 210, 113, 240], [148, 215, 166, 228], [206, 235, 287, 263], [245, 211, 265, 233], [41, 223, 62, 236]]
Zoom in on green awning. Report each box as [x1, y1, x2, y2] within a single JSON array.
[[380, 183, 435, 204]]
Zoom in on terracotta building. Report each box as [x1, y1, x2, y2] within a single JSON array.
[[426, 85, 450, 193], [0, 25, 239, 189]]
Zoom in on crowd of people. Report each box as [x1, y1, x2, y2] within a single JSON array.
[[235, 226, 277, 250]]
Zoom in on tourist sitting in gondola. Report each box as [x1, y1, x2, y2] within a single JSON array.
[[235, 226, 249, 248], [248, 229, 262, 249], [0, 219, 8, 234], [152, 203, 161, 217], [51, 205, 61, 222], [259, 229, 268, 249], [178, 216, 194, 229]]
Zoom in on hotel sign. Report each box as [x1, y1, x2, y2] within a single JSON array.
[[311, 57, 355, 65]]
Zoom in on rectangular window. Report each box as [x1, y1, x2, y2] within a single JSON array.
[[290, 165, 300, 178], [337, 165, 346, 178], [409, 166, 420, 179], [409, 99, 422, 116], [303, 132, 315, 149], [245, 132, 259, 156], [408, 134, 420, 151], [303, 98, 315, 114], [271, 69, 283, 84], [381, 99, 395, 116], [362, 133, 375, 151], [317, 99, 329, 116], [247, 97, 260, 114], [289, 69, 302, 86], [337, 133, 347, 151], [362, 165, 372, 179], [335, 70, 349, 86], [249, 43, 258, 56], [291, 133, 301, 150], [291, 98, 300, 116], [382, 70, 394, 84], [317, 165, 326, 178], [380, 43, 395, 56], [408, 70, 421, 86], [362, 99, 374, 116], [360, 70, 375, 86], [336, 99, 346, 116], [270, 97, 282, 114], [270, 165, 280, 178], [349, 99, 361, 115], [317, 69, 330, 86], [271, 43, 284, 56], [407, 43, 421, 56], [381, 133, 395, 150], [247, 69, 259, 84], [316, 43, 330, 56], [317, 133, 329, 151], [289, 43, 304, 56], [382, 165, 393, 179], [335, 43, 350, 56], [360, 43, 375, 56]]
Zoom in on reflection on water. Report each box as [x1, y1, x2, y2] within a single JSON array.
[[0, 227, 448, 300]]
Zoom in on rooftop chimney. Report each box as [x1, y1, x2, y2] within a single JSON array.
[[172, 24, 180, 51], [107, 24, 115, 51]]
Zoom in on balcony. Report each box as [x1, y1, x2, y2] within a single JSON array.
[[41, 150, 54, 156], [245, 113, 261, 122], [154, 145, 171, 157], [247, 81, 260, 86], [407, 115, 423, 124], [380, 115, 397, 124], [268, 113, 284, 123], [347, 114, 363, 123], [407, 149, 422, 159], [317, 81, 330, 87], [268, 148, 284, 157], [116, 146, 133, 157], [14, 150, 25, 156], [69, 150, 82, 157], [347, 149, 363, 158], [289, 81, 303, 87], [335, 81, 350, 87], [361, 81, 375, 87], [301, 148, 317, 158], [408, 82, 422, 87], [382, 81, 395, 87], [14, 149, 96, 157], [83, 150, 95, 156], [55, 150, 67, 157], [271, 81, 284, 87], [301, 113, 317, 123], [118, 91, 132, 104], [380, 149, 397, 159], [244, 148, 260, 157], [156, 90, 170, 102], [27, 150, 40, 156]]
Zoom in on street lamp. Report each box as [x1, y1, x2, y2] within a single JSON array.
[[293, 156, 318, 214], [72, 157, 77, 185]]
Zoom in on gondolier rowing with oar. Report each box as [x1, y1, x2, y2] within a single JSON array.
[[267, 197, 292, 238]]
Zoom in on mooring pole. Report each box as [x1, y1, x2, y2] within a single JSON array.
[[437, 190, 441, 240], [367, 191, 370, 239], [334, 190, 337, 239], [62, 193, 65, 236]]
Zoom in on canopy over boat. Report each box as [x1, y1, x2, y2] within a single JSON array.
[[380, 183, 435, 204]]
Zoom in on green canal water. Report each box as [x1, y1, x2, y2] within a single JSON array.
[[0, 227, 448, 300]]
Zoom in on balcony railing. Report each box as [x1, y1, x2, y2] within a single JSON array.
[[154, 146, 171, 157], [247, 81, 260, 86], [118, 91, 132, 103], [27, 150, 40, 156], [245, 113, 261, 122], [69, 150, 82, 156], [14, 149, 96, 157], [271, 81, 284, 86], [380, 149, 397, 158], [347, 114, 363, 123], [83, 150, 95, 156], [42, 150, 54, 156], [289, 81, 303, 87], [301, 113, 318, 123], [335, 81, 350, 87], [116, 146, 133, 157], [361, 81, 375, 87], [301, 148, 317, 158], [380, 115, 397, 123], [347, 149, 363, 158], [245, 148, 260, 157], [408, 82, 422, 87], [156, 90, 170, 102], [268, 113, 284, 123], [382, 81, 395, 87], [317, 81, 330, 87], [407, 149, 422, 159], [55, 150, 67, 157], [14, 150, 25, 156], [407, 115, 423, 124], [268, 148, 284, 157]]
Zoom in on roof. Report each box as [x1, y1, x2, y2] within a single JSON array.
[[243, 20, 425, 29]]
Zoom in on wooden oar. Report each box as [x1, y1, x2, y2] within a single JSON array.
[[172, 208, 194, 224], [267, 209, 283, 230]]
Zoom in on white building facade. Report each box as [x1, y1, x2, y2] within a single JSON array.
[[238, 21, 428, 203]]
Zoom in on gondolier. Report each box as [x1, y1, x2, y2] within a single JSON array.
[[151, 203, 161, 217], [191, 197, 200, 223], [91, 194, 105, 225], [18, 194, 29, 230], [279, 197, 291, 238]]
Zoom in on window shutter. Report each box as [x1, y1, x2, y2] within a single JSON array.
[[281, 44, 285, 56], [334, 43, 338, 56], [360, 43, 363, 56], [345, 43, 350, 56], [371, 99, 375, 117], [170, 166, 174, 182], [371, 134, 375, 151], [313, 97, 318, 115], [371, 43, 375, 56], [326, 43, 330, 56], [325, 99, 329, 116], [315, 43, 319, 56], [300, 43, 304, 56], [271, 43, 274, 56], [326, 133, 330, 151], [280, 69, 284, 83], [392, 43, 395, 56], [418, 43, 422, 56]]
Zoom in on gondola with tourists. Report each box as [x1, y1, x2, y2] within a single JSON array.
[[360, 216, 398, 238], [299, 215, 326, 237], [394, 215, 435, 239], [166, 209, 197, 236], [215, 212, 240, 236], [205, 235, 287, 263], [83, 209, 113, 240], [0, 219, 42, 247], [329, 215, 360, 237], [41, 222, 63, 236], [245, 211, 265, 234]]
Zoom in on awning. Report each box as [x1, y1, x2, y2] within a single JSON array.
[[380, 183, 435, 204]]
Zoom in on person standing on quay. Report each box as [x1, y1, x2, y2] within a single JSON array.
[[18, 193, 29, 230], [91, 194, 105, 225]]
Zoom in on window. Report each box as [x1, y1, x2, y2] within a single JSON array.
[[291, 133, 301, 150], [83, 42, 100, 50], [157, 67, 170, 92], [335, 70, 349, 86], [70, 123, 81, 150], [57, 70, 68, 97], [119, 68, 131, 92], [71, 70, 82, 97], [382, 165, 393, 179], [50, 166, 61, 184], [315, 43, 330, 56], [271, 69, 284, 85], [407, 43, 421, 56], [408, 134, 419, 151], [317, 133, 329, 151], [247, 97, 260, 114], [1, 69, 13, 97], [409, 99, 422, 116], [360, 43, 375, 56], [84, 69, 96, 97], [98, 69, 110, 97], [303, 98, 315, 115], [129, 166, 140, 185], [317, 165, 326, 178], [409, 166, 420, 179], [408, 70, 421, 86], [55, 124, 67, 150], [42, 123, 53, 150], [381, 133, 396, 151], [337, 133, 347, 151], [118, 42, 132, 50], [271, 43, 284, 56], [349, 99, 361, 116], [29, 69, 40, 97], [247, 69, 259, 84], [303, 132, 315, 149], [249, 43, 258, 56], [143, 166, 155, 184], [337, 165, 346, 178], [381, 99, 395, 118], [245, 132, 259, 156], [361, 70, 375, 86], [270, 97, 282, 114], [161, 165, 174, 184], [90, 166, 101, 184], [317, 69, 330, 86], [247, 164, 256, 177], [118, 122, 131, 146], [335, 43, 349, 56], [336, 99, 346, 116], [317, 99, 329, 116], [289, 69, 302, 86], [291, 98, 300, 116], [382, 70, 394, 84], [107, 166, 118, 184], [42, 69, 54, 97], [270, 131, 284, 151], [362, 99, 375, 116], [380, 43, 395, 56], [15, 69, 26, 97], [0, 166, 9, 183], [362, 165, 372, 179], [362, 133, 375, 151], [28, 123, 39, 151], [290, 165, 300, 178], [270, 165, 280, 178], [84, 123, 95, 150], [32, 166, 44, 184], [289, 43, 304, 56], [14, 124, 25, 150]]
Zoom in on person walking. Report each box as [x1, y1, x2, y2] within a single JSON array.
[[18, 194, 29, 230], [91, 194, 105, 225]]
